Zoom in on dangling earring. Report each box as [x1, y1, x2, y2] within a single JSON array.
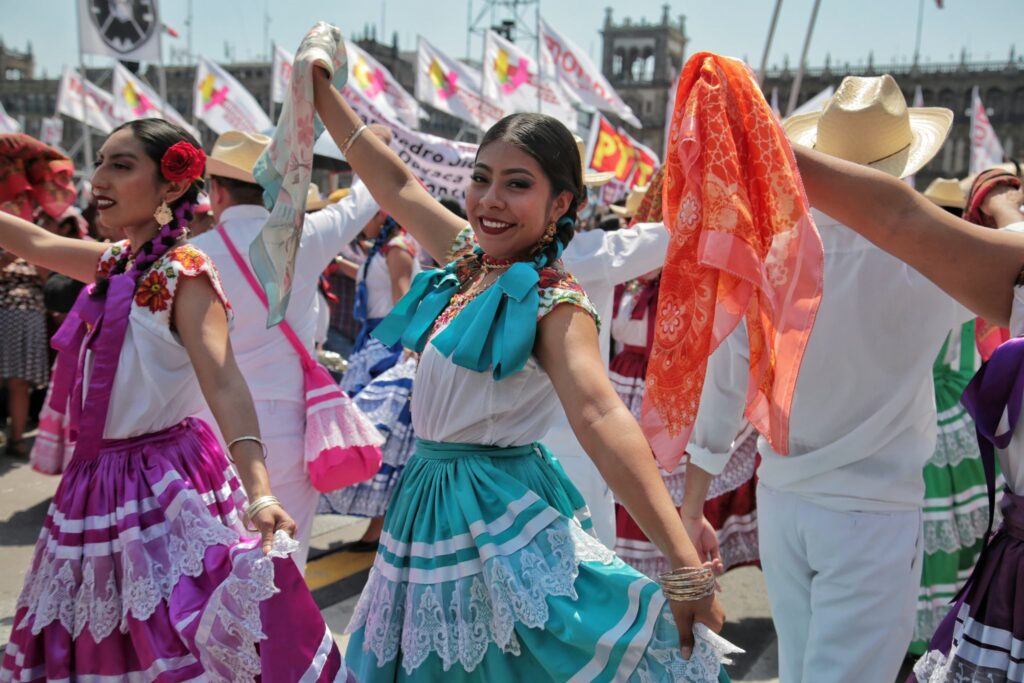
[[535, 221, 557, 251], [153, 200, 173, 227]]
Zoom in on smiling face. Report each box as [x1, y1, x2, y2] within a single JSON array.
[[466, 140, 573, 261], [90, 128, 170, 245]]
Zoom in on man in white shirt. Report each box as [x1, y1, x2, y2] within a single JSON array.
[[681, 76, 966, 682], [192, 130, 380, 571]]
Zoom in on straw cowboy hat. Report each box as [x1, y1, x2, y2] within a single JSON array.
[[610, 184, 649, 217], [574, 135, 615, 187], [922, 177, 966, 210], [205, 131, 271, 183], [305, 183, 328, 212], [327, 187, 350, 203], [783, 75, 953, 179]]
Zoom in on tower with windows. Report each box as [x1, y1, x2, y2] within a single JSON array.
[[601, 4, 687, 156]]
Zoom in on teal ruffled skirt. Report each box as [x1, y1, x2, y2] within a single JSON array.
[[344, 439, 732, 682]]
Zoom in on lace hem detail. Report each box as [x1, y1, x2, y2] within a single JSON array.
[[927, 426, 982, 469], [17, 486, 240, 642], [194, 531, 297, 682], [633, 622, 742, 683], [348, 520, 616, 674], [912, 649, 955, 682], [922, 505, 998, 555]]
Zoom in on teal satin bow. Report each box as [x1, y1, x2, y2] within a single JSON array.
[[372, 259, 541, 380]]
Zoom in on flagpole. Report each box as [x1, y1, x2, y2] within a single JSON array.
[[913, 0, 924, 66], [269, 40, 277, 124], [758, 0, 783, 86], [786, 0, 821, 116], [535, 0, 542, 114], [76, 7, 94, 170], [156, 12, 169, 120]]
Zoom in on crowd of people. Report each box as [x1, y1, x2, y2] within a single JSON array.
[[0, 24, 1022, 683]]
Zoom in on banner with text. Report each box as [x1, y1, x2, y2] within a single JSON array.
[[539, 17, 641, 128], [194, 56, 272, 134], [415, 36, 503, 132], [112, 62, 198, 138], [40, 117, 65, 147], [586, 113, 659, 193], [56, 67, 121, 134], [315, 85, 478, 201], [482, 30, 578, 131]]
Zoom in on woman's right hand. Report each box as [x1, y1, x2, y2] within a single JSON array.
[[668, 591, 727, 659], [248, 502, 298, 555]]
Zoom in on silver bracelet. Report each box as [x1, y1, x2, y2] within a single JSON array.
[[341, 124, 368, 155], [225, 435, 267, 464], [244, 495, 282, 531]]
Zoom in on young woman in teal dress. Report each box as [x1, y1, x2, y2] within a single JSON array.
[[311, 62, 733, 681]]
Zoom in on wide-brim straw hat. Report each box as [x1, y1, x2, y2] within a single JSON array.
[[922, 177, 966, 210], [306, 183, 328, 211], [327, 187, 350, 203], [610, 184, 649, 217], [206, 131, 271, 184], [783, 75, 953, 179], [574, 135, 615, 187]]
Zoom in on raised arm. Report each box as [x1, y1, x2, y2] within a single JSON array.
[[174, 275, 295, 553], [311, 69, 463, 264], [0, 211, 107, 283], [795, 144, 1024, 325], [535, 304, 725, 654]]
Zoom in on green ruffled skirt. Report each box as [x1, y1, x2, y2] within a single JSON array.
[[344, 439, 732, 682]]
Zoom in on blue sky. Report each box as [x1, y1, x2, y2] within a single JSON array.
[[3, 0, 1021, 79]]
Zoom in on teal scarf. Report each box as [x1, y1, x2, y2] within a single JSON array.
[[373, 232, 566, 380]]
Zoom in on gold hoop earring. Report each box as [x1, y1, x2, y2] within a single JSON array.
[[153, 201, 173, 227]]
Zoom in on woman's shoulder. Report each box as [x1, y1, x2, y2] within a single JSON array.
[[537, 261, 599, 326], [96, 239, 131, 279], [133, 243, 232, 320]]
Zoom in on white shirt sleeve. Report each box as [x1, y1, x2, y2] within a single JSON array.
[[301, 179, 379, 270], [560, 222, 669, 288], [688, 323, 751, 476]]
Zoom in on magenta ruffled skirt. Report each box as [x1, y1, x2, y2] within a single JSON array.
[[1, 418, 354, 682]]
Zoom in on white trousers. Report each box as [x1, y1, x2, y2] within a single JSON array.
[[757, 483, 922, 683], [557, 453, 616, 548], [198, 399, 316, 573]]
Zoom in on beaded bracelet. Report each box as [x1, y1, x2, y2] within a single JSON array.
[[659, 566, 717, 602]]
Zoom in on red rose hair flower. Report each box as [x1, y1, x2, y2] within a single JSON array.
[[160, 141, 206, 183]]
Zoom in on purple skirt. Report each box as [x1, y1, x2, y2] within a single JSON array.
[[913, 488, 1024, 682], [1, 418, 353, 682]]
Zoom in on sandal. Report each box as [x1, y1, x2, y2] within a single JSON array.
[[6, 438, 29, 458]]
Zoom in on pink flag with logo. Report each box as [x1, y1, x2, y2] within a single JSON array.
[[969, 86, 1004, 175], [415, 36, 503, 131]]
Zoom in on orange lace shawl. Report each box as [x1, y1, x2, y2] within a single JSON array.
[[640, 53, 824, 470]]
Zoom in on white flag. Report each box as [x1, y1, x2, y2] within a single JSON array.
[[482, 30, 577, 131], [415, 36, 503, 131], [112, 62, 198, 138], [346, 40, 426, 129], [271, 44, 294, 104], [539, 17, 641, 128], [770, 87, 781, 116], [77, 0, 161, 62], [0, 101, 21, 134], [194, 56, 272, 134], [40, 117, 65, 147], [969, 86, 1004, 176], [56, 67, 121, 134], [788, 86, 835, 118]]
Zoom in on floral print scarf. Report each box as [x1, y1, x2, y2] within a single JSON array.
[[641, 53, 824, 470], [0, 134, 76, 221]]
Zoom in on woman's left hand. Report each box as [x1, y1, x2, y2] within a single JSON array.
[[249, 504, 297, 555]]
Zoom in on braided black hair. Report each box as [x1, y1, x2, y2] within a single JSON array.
[[93, 119, 204, 297], [477, 113, 584, 269]]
